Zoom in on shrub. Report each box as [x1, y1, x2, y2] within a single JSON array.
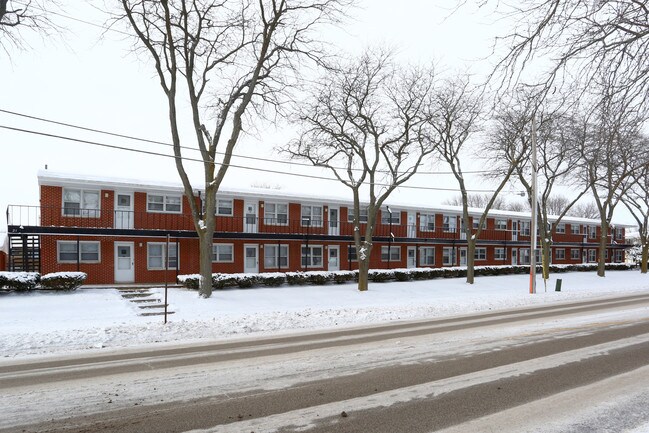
[[393, 269, 411, 281], [368, 270, 394, 282], [286, 272, 309, 285], [0, 272, 40, 291], [331, 271, 356, 284], [307, 272, 332, 285], [235, 274, 258, 288], [212, 273, 238, 289], [177, 274, 201, 290], [40, 272, 87, 291], [259, 273, 286, 287]]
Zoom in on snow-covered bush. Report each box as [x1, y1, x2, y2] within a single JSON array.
[[259, 273, 286, 287], [0, 272, 40, 291], [286, 272, 309, 285], [307, 272, 332, 285], [393, 269, 412, 281], [213, 273, 238, 289], [331, 270, 357, 284], [177, 274, 201, 290], [40, 272, 87, 291], [368, 269, 394, 282], [234, 274, 259, 288]]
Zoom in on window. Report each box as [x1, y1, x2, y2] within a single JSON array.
[[442, 247, 455, 266], [301, 205, 323, 227], [216, 199, 233, 216], [615, 250, 624, 262], [474, 248, 486, 261], [615, 228, 624, 240], [264, 244, 288, 268], [419, 247, 435, 266], [212, 244, 234, 262], [419, 214, 435, 231], [555, 248, 565, 260], [494, 248, 506, 261], [62, 189, 100, 217], [571, 249, 581, 260], [265, 202, 288, 225], [588, 226, 597, 239], [301, 245, 324, 267], [588, 249, 597, 262], [347, 207, 368, 223], [443, 215, 457, 232], [472, 218, 486, 230], [381, 246, 401, 261], [147, 243, 178, 270], [520, 248, 530, 265], [570, 224, 581, 235], [381, 210, 400, 225], [147, 194, 182, 213], [57, 241, 100, 263], [495, 219, 507, 230], [520, 221, 531, 236], [348, 246, 357, 261], [556, 223, 565, 234]]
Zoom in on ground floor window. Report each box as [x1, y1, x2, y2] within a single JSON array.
[[520, 249, 530, 265], [381, 246, 401, 262], [442, 247, 455, 266], [212, 244, 234, 263], [571, 249, 580, 260], [555, 248, 565, 260], [474, 247, 486, 261], [588, 249, 597, 262], [614, 250, 624, 262], [264, 244, 288, 268], [419, 247, 435, 266], [147, 242, 178, 270], [302, 245, 324, 267], [494, 247, 506, 261], [57, 241, 100, 263], [347, 245, 357, 261]]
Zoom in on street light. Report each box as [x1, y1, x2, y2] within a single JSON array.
[[387, 206, 393, 269]]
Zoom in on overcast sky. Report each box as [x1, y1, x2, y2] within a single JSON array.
[[0, 0, 635, 233]]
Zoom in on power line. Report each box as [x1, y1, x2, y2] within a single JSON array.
[[0, 124, 500, 193], [0, 108, 493, 176]]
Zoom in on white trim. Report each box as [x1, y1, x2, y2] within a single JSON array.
[[146, 193, 182, 214], [212, 243, 234, 263], [216, 199, 234, 216], [264, 202, 289, 226], [380, 245, 401, 262], [263, 243, 288, 269], [57, 240, 101, 263], [301, 244, 324, 268], [147, 242, 179, 270]]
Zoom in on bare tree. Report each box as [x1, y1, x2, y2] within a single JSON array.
[[484, 0, 649, 105], [0, 0, 59, 53], [283, 50, 436, 291], [119, 0, 351, 297], [621, 151, 649, 273], [568, 201, 600, 219], [430, 76, 523, 284], [444, 193, 507, 210]]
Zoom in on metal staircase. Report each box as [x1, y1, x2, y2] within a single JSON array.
[[8, 234, 41, 272]]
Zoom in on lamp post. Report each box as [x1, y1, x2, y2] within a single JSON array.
[[387, 206, 393, 269]]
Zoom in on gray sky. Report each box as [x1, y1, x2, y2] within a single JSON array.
[[0, 0, 633, 232]]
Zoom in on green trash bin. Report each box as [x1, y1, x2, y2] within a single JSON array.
[[555, 279, 562, 292]]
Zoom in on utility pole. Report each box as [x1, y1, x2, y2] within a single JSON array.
[[529, 116, 538, 294]]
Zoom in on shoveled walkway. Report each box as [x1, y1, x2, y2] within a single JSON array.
[[117, 287, 174, 317]]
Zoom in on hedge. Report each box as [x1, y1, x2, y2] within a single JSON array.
[[0, 271, 87, 292], [40, 272, 87, 291]]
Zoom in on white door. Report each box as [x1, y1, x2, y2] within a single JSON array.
[[512, 248, 517, 265], [328, 245, 340, 271], [114, 192, 134, 229], [459, 247, 467, 266], [407, 246, 417, 268], [512, 221, 518, 241], [329, 207, 339, 235], [115, 242, 134, 283], [407, 212, 416, 238], [244, 202, 258, 233], [244, 244, 258, 273]]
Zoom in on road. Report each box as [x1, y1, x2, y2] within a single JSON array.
[[2, 292, 649, 433]]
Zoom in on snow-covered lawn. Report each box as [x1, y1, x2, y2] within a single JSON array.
[[1, 270, 649, 359]]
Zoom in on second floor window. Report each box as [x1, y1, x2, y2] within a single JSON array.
[[381, 210, 400, 225], [520, 221, 531, 236], [63, 189, 100, 217], [301, 205, 323, 227], [216, 199, 233, 216], [265, 203, 288, 225], [495, 219, 507, 230], [443, 215, 457, 232], [555, 223, 565, 234], [420, 214, 435, 231], [347, 207, 368, 223], [570, 224, 581, 234], [589, 226, 597, 238], [147, 194, 181, 213]]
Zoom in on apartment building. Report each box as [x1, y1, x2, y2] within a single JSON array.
[[4, 170, 630, 284]]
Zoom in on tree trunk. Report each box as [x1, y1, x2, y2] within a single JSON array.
[[541, 240, 551, 280], [466, 239, 476, 284], [358, 256, 370, 292], [641, 243, 648, 274], [198, 230, 214, 298], [597, 222, 608, 277]]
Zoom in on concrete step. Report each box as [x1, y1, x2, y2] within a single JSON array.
[[138, 304, 168, 309], [130, 298, 160, 303], [117, 288, 151, 293], [121, 293, 154, 299], [139, 311, 175, 317]]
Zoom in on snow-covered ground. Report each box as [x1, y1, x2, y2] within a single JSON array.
[[2, 270, 649, 359]]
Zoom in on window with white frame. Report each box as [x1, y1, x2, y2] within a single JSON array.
[[348, 245, 357, 261], [264, 244, 288, 268], [494, 248, 506, 261], [147, 194, 182, 213], [472, 218, 486, 230], [615, 228, 624, 240], [216, 199, 233, 216], [147, 243, 178, 270], [264, 203, 288, 225], [442, 247, 455, 266], [301, 205, 323, 227], [212, 244, 234, 262], [571, 249, 581, 260], [495, 219, 507, 230], [57, 241, 100, 263], [588, 226, 597, 238], [419, 214, 435, 231], [380, 246, 401, 261], [556, 223, 566, 234], [615, 250, 624, 262], [381, 209, 401, 225], [588, 249, 596, 262], [520, 221, 531, 236], [520, 248, 530, 265], [62, 189, 100, 217], [474, 247, 486, 260], [443, 215, 457, 232], [419, 247, 435, 266], [347, 207, 368, 223], [555, 248, 565, 260], [570, 224, 581, 234], [301, 245, 323, 267]]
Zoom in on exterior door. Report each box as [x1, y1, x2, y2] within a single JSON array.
[[329, 207, 339, 235], [244, 244, 259, 273], [244, 202, 258, 233], [407, 212, 416, 238], [459, 247, 467, 266], [512, 221, 518, 241], [512, 248, 518, 265], [114, 192, 134, 229], [114, 242, 134, 283], [407, 246, 417, 268], [460, 217, 467, 240], [328, 245, 340, 271]]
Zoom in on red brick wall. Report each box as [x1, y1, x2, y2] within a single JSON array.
[[0, 251, 6, 271]]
